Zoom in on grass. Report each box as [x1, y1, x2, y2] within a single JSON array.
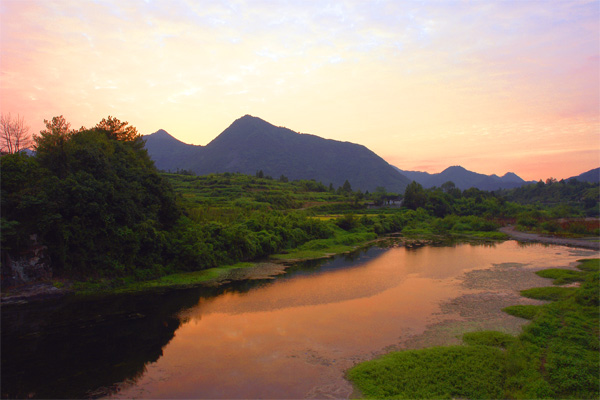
[[347, 345, 506, 399], [271, 230, 377, 260], [271, 245, 359, 261], [520, 286, 577, 301], [534, 268, 585, 285], [502, 304, 543, 320], [73, 262, 257, 295], [454, 230, 509, 240], [462, 330, 516, 348], [347, 258, 600, 399]]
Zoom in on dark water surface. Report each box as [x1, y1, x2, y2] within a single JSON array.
[[1, 241, 594, 399]]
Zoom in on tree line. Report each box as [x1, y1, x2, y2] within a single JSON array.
[[1, 116, 338, 281], [2, 114, 597, 284]]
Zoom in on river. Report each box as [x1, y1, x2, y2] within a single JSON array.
[[1, 240, 595, 399]]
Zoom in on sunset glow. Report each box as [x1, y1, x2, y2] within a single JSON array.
[[1, 0, 598, 180]]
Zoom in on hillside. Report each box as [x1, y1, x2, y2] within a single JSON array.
[[145, 115, 411, 193], [143, 129, 203, 172], [568, 167, 600, 183], [396, 166, 532, 190]]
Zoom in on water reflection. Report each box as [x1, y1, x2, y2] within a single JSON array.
[[1, 241, 594, 399], [110, 241, 593, 399], [1, 289, 204, 398]]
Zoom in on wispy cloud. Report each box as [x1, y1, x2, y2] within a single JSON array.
[[1, 0, 598, 179]]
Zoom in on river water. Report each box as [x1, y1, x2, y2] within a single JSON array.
[[1, 241, 595, 399]]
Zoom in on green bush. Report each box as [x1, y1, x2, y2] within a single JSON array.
[[349, 258, 600, 400], [463, 331, 516, 348], [347, 346, 506, 399], [520, 286, 577, 301], [502, 305, 542, 320], [535, 268, 584, 285]]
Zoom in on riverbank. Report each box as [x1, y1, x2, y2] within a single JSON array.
[[500, 225, 600, 250], [2, 226, 589, 304], [1, 234, 442, 303], [347, 257, 600, 399], [2, 240, 596, 399]]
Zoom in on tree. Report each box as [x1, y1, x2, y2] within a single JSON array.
[[373, 186, 387, 206], [403, 181, 427, 210], [95, 116, 139, 141], [441, 181, 455, 193], [341, 179, 352, 194], [3, 115, 181, 277], [1, 113, 33, 154], [34, 116, 75, 178]]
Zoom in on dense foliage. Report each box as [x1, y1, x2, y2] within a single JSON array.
[[2, 116, 598, 283], [500, 178, 599, 216], [1, 116, 180, 278]]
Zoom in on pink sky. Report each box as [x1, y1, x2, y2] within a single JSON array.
[[1, 0, 598, 181]]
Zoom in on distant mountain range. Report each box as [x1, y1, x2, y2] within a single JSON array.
[[394, 166, 535, 191], [568, 167, 600, 183], [144, 115, 411, 192], [143, 115, 597, 193]]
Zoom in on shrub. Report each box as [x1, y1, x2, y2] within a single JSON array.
[[463, 331, 516, 348], [503, 305, 542, 320], [347, 346, 506, 399], [520, 287, 577, 301], [535, 268, 584, 285]]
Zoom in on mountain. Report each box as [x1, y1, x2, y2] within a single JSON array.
[[395, 165, 533, 191], [144, 115, 411, 193], [567, 167, 600, 183], [143, 129, 203, 172]]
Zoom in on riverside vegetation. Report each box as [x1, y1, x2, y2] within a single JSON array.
[[347, 258, 599, 399], [1, 117, 598, 292], [1, 117, 599, 398]]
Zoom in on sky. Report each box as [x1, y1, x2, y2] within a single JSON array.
[[1, 0, 598, 181]]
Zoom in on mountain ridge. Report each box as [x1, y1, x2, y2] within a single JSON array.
[[144, 115, 411, 192], [568, 167, 600, 183], [394, 165, 535, 191], [143, 115, 594, 192]]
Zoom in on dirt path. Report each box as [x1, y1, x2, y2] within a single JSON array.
[[500, 226, 600, 251]]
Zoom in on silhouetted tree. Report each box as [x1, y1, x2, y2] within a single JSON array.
[[1, 113, 33, 154]]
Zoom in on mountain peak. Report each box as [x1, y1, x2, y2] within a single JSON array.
[[145, 115, 410, 192], [144, 129, 198, 147], [396, 165, 531, 190], [443, 165, 467, 173], [149, 129, 174, 138], [501, 172, 524, 182], [231, 114, 273, 128], [208, 114, 297, 148]]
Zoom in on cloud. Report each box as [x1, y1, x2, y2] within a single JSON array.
[[1, 0, 597, 179]]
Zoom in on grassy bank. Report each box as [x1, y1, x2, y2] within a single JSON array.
[[347, 258, 599, 399], [270, 230, 378, 260], [69, 227, 507, 296], [71, 262, 259, 295]]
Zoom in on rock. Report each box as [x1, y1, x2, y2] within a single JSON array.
[[1, 234, 52, 289]]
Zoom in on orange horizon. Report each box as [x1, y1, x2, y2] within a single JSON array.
[[1, 0, 598, 182]]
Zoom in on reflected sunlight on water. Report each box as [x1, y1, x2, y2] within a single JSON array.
[[110, 241, 593, 399]]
